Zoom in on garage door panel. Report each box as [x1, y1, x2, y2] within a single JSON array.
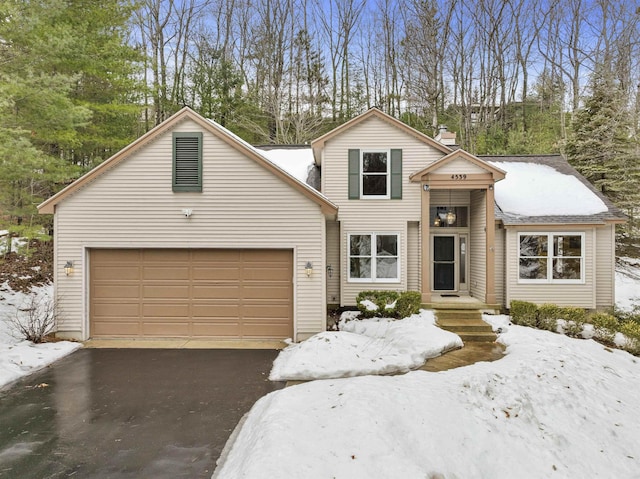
[[93, 322, 141, 336], [92, 266, 141, 281], [142, 303, 190, 318], [92, 302, 140, 317], [90, 248, 293, 339], [144, 249, 190, 262], [243, 267, 291, 281], [242, 304, 291, 319], [243, 322, 292, 338], [243, 285, 291, 299], [142, 322, 191, 336], [192, 284, 240, 299], [192, 322, 241, 337], [92, 284, 140, 299], [191, 303, 240, 317], [192, 267, 241, 280], [143, 266, 190, 280], [142, 284, 190, 299]]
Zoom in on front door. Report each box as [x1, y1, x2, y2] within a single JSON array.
[[433, 235, 455, 290], [432, 234, 469, 292]]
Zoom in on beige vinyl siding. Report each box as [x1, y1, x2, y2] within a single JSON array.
[[494, 225, 505, 307], [326, 221, 340, 304], [469, 190, 486, 300], [407, 221, 420, 291], [595, 224, 615, 309], [435, 158, 488, 175], [505, 226, 595, 308], [322, 115, 444, 222], [322, 116, 446, 304], [53, 118, 326, 341]]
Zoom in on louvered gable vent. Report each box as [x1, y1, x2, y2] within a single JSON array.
[[173, 132, 203, 191]]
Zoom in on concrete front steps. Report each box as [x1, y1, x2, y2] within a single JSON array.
[[432, 308, 497, 343]]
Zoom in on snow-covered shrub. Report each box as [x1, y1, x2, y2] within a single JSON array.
[[509, 300, 538, 327], [7, 293, 59, 343], [536, 304, 559, 331], [356, 291, 399, 318], [355, 290, 421, 319], [589, 312, 619, 344], [394, 291, 422, 319], [619, 321, 640, 356], [557, 307, 587, 337]]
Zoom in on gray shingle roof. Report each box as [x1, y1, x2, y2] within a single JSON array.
[[480, 154, 626, 225]]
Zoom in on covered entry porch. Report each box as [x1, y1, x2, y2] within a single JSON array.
[[410, 150, 506, 306]]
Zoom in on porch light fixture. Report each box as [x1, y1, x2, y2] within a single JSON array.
[[305, 262, 313, 277], [64, 260, 74, 276], [446, 189, 457, 225], [433, 216, 441, 227], [326, 264, 333, 278]]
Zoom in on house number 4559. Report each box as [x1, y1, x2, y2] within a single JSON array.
[[451, 174, 467, 180]]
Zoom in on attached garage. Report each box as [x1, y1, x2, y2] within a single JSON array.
[[90, 248, 293, 339]]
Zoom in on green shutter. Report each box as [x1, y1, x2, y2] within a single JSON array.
[[390, 148, 402, 199], [348, 149, 360, 199], [173, 132, 203, 192]]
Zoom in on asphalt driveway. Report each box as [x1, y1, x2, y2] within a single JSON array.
[[0, 348, 285, 478]]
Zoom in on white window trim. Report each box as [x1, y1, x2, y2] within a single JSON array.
[[348, 232, 401, 282], [517, 232, 585, 284], [360, 149, 390, 199]]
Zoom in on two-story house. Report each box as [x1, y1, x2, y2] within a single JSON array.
[[38, 107, 625, 342]]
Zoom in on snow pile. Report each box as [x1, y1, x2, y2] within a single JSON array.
[[490, 161, 608, 216], [616, 257, 640, 311], [256, 148, 314, 183], [217, 316, 640, 478], [0, 283, 81, 389], [269, 310, 462, 381]]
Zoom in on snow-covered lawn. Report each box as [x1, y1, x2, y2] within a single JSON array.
[[215, 314, 640, 478], [270, 310, 462, 381], [0, 283, 81, 389], [616, 257, 640, 311]]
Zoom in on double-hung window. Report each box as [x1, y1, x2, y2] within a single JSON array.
[[348, 233, 399, 281], [348, 149, 402, 199], [173, 132, 203, 192], [361, 151, 389, 197], [518, 233, 584, 283]]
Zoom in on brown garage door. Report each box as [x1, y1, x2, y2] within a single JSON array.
[[90, 249, 293, 339]]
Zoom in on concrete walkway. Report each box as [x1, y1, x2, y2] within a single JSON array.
[[419, 341, 505, 372]]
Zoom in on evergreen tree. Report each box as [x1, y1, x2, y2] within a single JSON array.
[[565, 65, 640, 243]]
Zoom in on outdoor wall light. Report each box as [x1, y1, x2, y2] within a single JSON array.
[[423, 184, 430, 191], [433, 216, 441, 227], [326, 264, 333, 278], [64, 260, 74, 276], [305, 261, 313, 277]]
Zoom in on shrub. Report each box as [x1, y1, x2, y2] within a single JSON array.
[[537, 303, 560, 331], [355, 290, 421, 319], [356, 290, 399, 318], [558, 307, 587, 337], [394, 291, 422, 318], [509, 300, 538, 327], [619, 321, 640, 356], [7, 293, 59, 343], [589, 312, 619, 344]]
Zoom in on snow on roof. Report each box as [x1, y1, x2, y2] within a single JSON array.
[[489, 161, 608, 216], [255, 147, 315, 184]]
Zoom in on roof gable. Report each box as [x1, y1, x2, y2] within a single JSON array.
[[409, 149, 506, 182], [38, 107, 337, 216], [311, 108, 451, 163]]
